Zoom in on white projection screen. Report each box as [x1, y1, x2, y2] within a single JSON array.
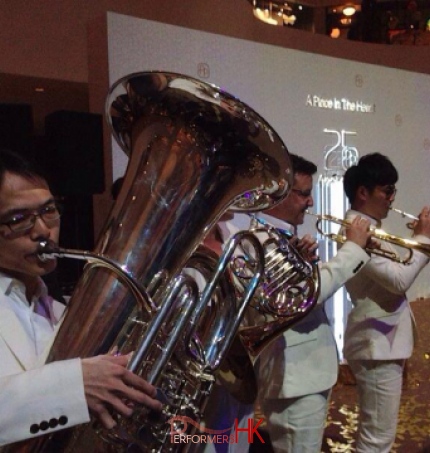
[[105, 12, 430, 301]]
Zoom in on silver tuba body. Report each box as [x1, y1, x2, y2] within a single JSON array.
[[9, 72, 292, 452]]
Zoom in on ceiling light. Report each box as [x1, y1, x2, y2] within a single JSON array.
[[252, 1, 296, 26], [343, 6, 356, 16], [283, 14, 296, 26], [330, 28, 341, 38], [253, 7, 279, 25]]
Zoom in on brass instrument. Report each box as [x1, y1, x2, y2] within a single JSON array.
[[390, 206, 419, 229], [10, 71, 293, 452], [390, 207, 419, 223], [188, 215, 321, 406], [34, 234, 264, 451], [307, 211, 430, 264], [230, 215, 320, 359]]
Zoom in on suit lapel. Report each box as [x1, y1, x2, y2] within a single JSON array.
[[0, 305, 38, 370]]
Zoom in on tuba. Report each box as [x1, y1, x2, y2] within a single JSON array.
[[8, 72, 293, 452]]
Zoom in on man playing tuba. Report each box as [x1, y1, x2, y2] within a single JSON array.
[[0, 148, 162, 447]]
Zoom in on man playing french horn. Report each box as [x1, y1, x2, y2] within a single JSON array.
[[253, 154, 374, 453], [200, 154, 374, 453]]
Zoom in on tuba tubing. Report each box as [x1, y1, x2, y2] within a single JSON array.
[[37, 231, 265, 390], [37, 240, 156, 313]]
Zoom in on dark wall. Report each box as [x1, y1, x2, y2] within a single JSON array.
[[0, 104, 105, 293]]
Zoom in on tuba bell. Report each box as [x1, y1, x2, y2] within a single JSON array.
[[7, 72, 293, 452]]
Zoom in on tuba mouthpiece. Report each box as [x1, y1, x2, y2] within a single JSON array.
[[37, 240, 59, 262]]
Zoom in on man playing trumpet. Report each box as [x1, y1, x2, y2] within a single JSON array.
[[342, 152, 430, 452]]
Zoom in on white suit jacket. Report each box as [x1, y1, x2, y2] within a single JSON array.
[[343, 209, 430, 362], [0, 276, 89, 447], [219, 213, 370, 399]]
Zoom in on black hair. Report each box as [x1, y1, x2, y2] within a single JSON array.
[[290, 153, 317, 176], [343, 153, 398, 203], [0, 148, 47, 188], [111, 176, 124, 201]]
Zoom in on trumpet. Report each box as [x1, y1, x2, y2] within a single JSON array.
[[306, 211, 430, 264], [390, 207, 419, 222], [390, 206, 419, 229]]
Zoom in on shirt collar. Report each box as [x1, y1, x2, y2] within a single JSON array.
[[0, 272, 22, 296], [252, 212, 296, 235], [0, 272, 46, 304]]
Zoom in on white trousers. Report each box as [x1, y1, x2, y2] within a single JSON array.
[[348, 359, 405, 453], [260, 390, 331, 453], [190, 383, 254, 453]]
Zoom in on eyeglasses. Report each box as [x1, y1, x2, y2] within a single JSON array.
[[0, 202, 62, 233], [379, 185, 397, 198], [291, 188, 313, 199]]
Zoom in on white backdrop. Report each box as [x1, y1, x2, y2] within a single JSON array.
[[106, 12, 430, 300]]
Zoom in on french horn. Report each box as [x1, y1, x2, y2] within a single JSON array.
[[182, 213, 321, 408], [194, 212, 321, 412], [230, 215, 320, 359], [7, 71, 292, 452]]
